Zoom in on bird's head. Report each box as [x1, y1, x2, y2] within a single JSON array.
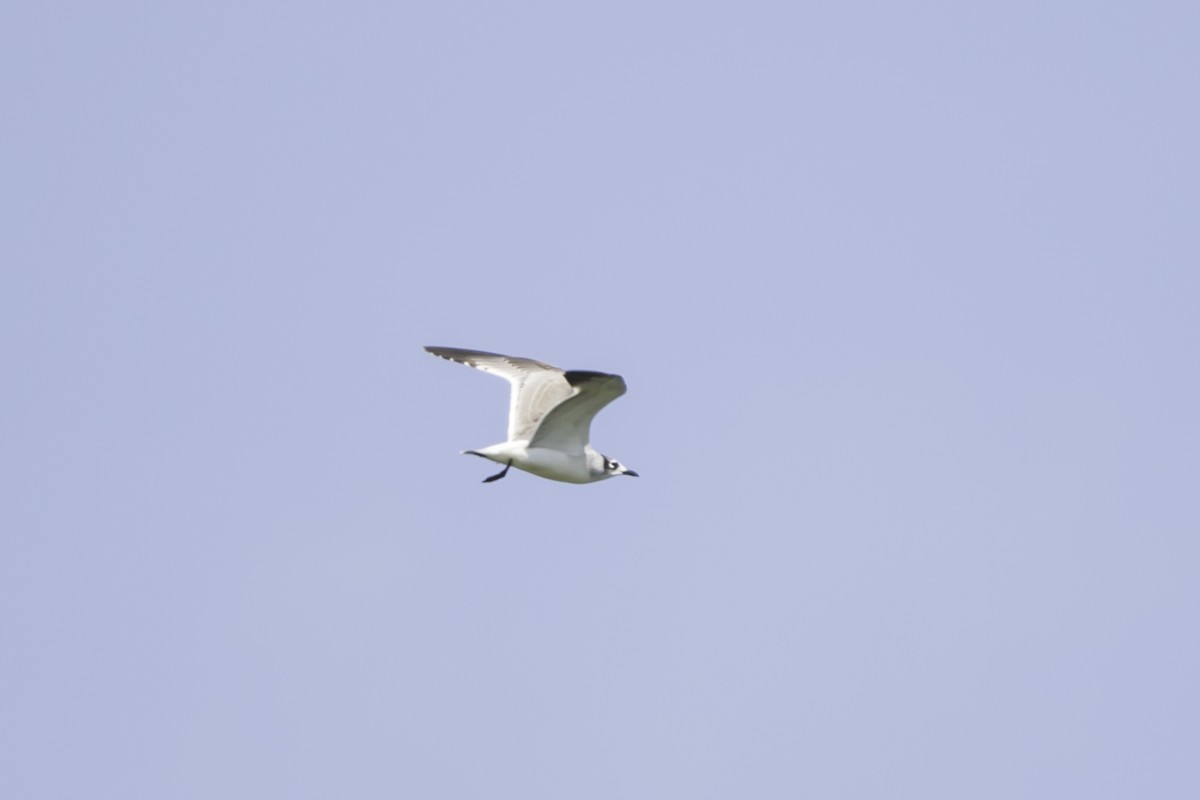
[[600, 453, 638, 479]]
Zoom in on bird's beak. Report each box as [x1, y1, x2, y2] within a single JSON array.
[[624, 469, 639, 477]]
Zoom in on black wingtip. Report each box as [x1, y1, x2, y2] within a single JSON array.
[[564, 370, 615, 386], [426, 345, 504, 357]]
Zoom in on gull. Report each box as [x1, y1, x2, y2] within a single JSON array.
[[424, 346, 639, 484]]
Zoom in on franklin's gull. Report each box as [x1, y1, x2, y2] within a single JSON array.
[[424, 346, 639, 484]]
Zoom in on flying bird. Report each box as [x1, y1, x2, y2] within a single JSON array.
[[424, 346, 639, 484]]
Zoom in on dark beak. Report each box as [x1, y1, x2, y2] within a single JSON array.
[[624, 469, 639, 477]]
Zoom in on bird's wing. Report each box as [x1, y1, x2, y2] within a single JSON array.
[[424, 346, 573, 441], [528, 370, 627, 454]]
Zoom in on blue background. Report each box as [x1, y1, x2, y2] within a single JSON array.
[[4, 2, 1198, 797]]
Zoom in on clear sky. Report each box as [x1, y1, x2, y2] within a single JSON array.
[[3, 2, 1198, 798]]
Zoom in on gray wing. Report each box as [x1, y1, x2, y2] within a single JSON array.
[[424, 346, 574, 441], [528, 370, 627, 454]]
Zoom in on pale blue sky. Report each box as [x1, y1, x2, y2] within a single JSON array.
[[3, 2, 1198, 798]]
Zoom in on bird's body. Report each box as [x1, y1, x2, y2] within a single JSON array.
[[424, 346, 638, 484], [465, 440, 598, 484]]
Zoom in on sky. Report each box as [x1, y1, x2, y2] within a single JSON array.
[[3, 2, 1198, 798]]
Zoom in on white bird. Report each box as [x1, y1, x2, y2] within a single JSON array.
[[424, 346, 639, 484]]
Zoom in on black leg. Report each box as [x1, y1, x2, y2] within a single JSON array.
[[482, 460, 512, 483]]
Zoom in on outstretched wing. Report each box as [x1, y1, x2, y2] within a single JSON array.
[[528, 370, 627, 454], [424, 346, 574, 441]]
